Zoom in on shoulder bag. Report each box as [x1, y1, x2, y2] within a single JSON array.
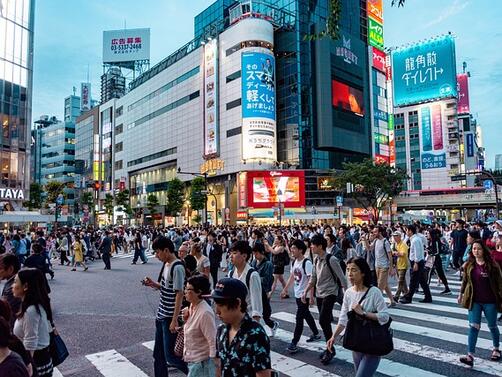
[[49, 329, 69, 367], [342, 287, 394, 356]]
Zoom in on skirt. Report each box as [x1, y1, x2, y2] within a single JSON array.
[[34, 346, 53, 377]]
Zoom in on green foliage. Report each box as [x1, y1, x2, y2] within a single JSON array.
[[104, 193, 114, 222], [166, 178, 185, 216], [304, 0, 341, 41], [81, 192, 94, 209], [190, 177, 206, 211], [24, 183, 43, 210], [332, 159, 408, 224], [147, 193, 160, 215], [192, 214, 202, 224], [115, 189, 130, 211], [391, 0, 406, 7], [45, 181, 66, 206]]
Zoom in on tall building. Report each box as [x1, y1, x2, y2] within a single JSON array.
[[100, 67, 126, 103], [0, 0, 35, 207], [495, 154, 502, 171]]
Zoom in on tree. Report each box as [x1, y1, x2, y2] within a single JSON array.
[[115, 189, 130, 212], [332, 159, 408, 224], [147, 194, 159, 216], [190, 177, 206, 211], [166, 178, 185, 217], [104, 193, 114, 223], [45, 181, 66, 207], [24, 183, 43, 210], [81, 192, 94, 209]]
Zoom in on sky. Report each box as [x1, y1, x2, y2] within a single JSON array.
[[33, 0, 501, 168]]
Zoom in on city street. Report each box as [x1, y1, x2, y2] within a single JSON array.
[[39, 252, 501, 377]]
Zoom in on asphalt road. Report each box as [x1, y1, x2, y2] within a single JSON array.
[[31, 253, 502, 377]]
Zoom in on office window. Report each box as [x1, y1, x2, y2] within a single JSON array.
[[226, 98, 241, 111], [114, 160, 123, 170], [226, 127, 242, 137], [115, 123, 123, 134], [115, 142, 123, 152], [226, 70, 241, 83]]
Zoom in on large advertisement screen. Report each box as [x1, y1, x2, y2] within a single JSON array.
[[241, 52, 277, 161], [420, 103, 446, 169], [332, 80, 364, 116], [457, 73, 470, 114], [103, 28, 150, 64], [246, 170, 305, 208], [392, 35, 457, 107], [203, 39, 219, 157]]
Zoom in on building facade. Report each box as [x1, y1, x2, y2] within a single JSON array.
[[0, 0, 35, 208], [495, 154, 502, 171]]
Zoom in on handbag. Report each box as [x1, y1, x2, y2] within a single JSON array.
[[342, 287, 394, 356], [49, 331, 69, 367], [174, 327, 184, 358]]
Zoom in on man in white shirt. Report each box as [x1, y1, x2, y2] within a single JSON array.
[[399, 224, 432, 304]]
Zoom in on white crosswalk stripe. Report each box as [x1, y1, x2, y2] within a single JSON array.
[[86, 349, 149, 377]]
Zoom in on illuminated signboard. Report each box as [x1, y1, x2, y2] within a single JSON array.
[[0, 188, 25, 200], [238, 172, 248, 208], [317, 177, 337, 191], [368, 17, 384, 49], [332, 80, 364, 116], [102, 28, 150, 64], [457, 73, 470, 114], [367, 0, 383, 23], [81, 83, 91, 111], [203, 39, 219, 157], [372, 47, 386, 73], [246, 170, 305, 208], [241, 52, 277, 161], [392, 35, 457, 107], [421, 103, 446, 169], [466, 133, 474, 157]]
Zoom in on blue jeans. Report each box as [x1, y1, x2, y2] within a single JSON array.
[[467, 302, 500, 354], [153, 319, 188, 376], [353, 352, 381, 377], [187, 358, 216, 377]]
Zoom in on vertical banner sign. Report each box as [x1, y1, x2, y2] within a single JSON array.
[[368, 17, 384, 49], [421, 104, 446, 169], [203, 39, 219, 158], [372, 47, 386, 73], [466, 133, 474, 157], [392, 35, 457, 107], [367, 0, 383, 23], [388, 115, 396, 165], [457, 73, 470, 114], [238, 172, 248, 208], [81, 83, 91, 111], [241, 51, 277, 161]]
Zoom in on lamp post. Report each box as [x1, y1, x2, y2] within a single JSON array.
[[277, 189, 283, 226], [178, 168, 209, 226]]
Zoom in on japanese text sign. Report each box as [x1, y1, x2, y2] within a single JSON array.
[[457, 73, 470, 114], [368, 17, 384, 49]]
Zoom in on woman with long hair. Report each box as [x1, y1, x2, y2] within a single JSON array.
[[458, 240, 502, 366], [71, 234, 88, 272], [12, 268, 54, 377], [327, 257, 389, 377], [190, 243, 210, 279]]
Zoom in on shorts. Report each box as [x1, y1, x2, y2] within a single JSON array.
[[273, 265, 285, 275], [376, 267, 389, 289]]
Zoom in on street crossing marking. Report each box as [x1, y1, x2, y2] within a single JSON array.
[[272, 311, 502, 376], [53, 367, 64, 377], [86, 349, 149, 377], [271, 351, 343, 377]]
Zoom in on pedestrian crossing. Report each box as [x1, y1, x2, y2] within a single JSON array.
[[54, 275, 500, 377], [111, 251, 154, 260]]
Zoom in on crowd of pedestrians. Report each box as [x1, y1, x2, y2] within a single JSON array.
[[0, 218, 501, 376]]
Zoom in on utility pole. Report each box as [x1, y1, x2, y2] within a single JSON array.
[[178, 168, 209, 226]]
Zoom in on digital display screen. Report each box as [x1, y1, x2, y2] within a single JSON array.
[[332, 80, 364, 116], [246, 171, 305, 208]]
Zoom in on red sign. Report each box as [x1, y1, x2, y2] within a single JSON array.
[[457, 74, 470, 114], [246, 170, 306, 209], [236, 210, 248, 220], [332, 80, 364, 116], [375, 154, 389, 164], [238, 172, 247, 208], [353, 208, 370, 220], [367, 0, 383, 24], [372, 47, 386, 73]]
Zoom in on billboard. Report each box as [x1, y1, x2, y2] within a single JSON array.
[[246, 170, 305, 209], [241, 52, 277, 161], [332, 80, 364, 116], [81, 83, 91, 111], [466, 133, 474, 157], [392, 35, 457, 107], [368, 17, 384, 49], [367, 0, 383, 23], [457, 73, 470, 114], [103, 28, 150, 64], [372, 47, 386, 73], [420, 103, 446, 169], [203, 39, 219, 157]]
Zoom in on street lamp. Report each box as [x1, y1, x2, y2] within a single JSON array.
[[178, 167, 209, 226], [277, 189, 283, 226]]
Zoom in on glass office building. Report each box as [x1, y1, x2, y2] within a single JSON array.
[[0, 0, 35, 200]]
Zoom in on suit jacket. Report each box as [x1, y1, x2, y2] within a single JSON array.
[[100, 236, 112, 254], [203, 242, 223, 266]]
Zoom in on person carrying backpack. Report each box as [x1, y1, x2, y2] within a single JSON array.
[[281, 239, 320, 354]]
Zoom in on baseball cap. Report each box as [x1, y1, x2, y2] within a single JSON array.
[[204, 278, 248, 301], [392, 231, 402, 237], [495, 220, 502, 228]]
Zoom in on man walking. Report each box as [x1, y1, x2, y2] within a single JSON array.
[[372, 226, 397, 307], [99, 231, 112, 270], [450, 219, 468, 271], [400, 224, 433, 304], [203, 232, 223, 288]]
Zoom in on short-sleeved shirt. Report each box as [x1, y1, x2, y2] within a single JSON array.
[[216, 314, 271, 377], [157, 260, 185, 320], [0, 351, 29, 377], [394, 241, 409, 270], [374, 238, 391, 268], [292, 258, 312, 298]]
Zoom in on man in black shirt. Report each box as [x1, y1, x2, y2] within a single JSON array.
[[207, 278, 271, 377], [450, 219, 468, 270]]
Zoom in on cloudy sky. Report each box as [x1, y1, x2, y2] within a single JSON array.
[[32, 0, 501, 167]]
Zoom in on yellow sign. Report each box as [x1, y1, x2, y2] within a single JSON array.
[[200, 159, 225, 176]]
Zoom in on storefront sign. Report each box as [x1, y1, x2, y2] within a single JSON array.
[[200, 159, 225, 176], [367, 0, 383, 23], [238, 172, 248, 208], [317, 177, 336, 191], [372, 47, 386, 73], [236, 210, 248, 220], [0, 188, 25, 200], [203, 38, 219, 157]]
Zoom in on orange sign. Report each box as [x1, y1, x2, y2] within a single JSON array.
[[367, 0, 383, 24], [353, 208, 370, 219]]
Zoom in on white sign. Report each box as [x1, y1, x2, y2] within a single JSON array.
[[203, 39, 219, 157], [81, 82, 91, 111], [103, 28, 150, 64], [0, 188, 25, 200]]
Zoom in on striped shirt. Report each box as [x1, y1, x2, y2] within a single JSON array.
[[157, 261, 185, 320]]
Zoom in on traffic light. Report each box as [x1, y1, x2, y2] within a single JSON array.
[[94, 181, 101, 190]]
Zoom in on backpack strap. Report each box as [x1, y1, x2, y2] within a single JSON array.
[[302, 258, 311, 275], [325, 253, 342, 288], [245, 267, 256, 289]]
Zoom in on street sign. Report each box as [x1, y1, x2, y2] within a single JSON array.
[[451, 175, 466, 182], [336, 196, 343, 207], [483, 180, 494, 190]]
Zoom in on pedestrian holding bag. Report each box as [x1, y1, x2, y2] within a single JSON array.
[[49, 328, 69, 367], [342, 287, 394, 356]]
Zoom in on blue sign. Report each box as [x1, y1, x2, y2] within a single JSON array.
[[336, 196, 343, 207], [392, 35, 457, 107], [484, 180, 494, 190], [421, 153, 446, 170], [421, 107, 432, 152], [56, 194, 64, 205], [466, 133, 474, 157], [241, 52, 276, 120]]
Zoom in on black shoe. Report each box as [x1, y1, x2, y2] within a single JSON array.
[[440, 289, 452, 295], [399, 298, 412, 304], [287, 343, 299, 354], [321, 349, 335, 365], [306, 333, 321, 343], [459, 354, 474, 367], [419, 298, 432, 303]]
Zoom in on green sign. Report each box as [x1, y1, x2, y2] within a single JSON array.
[[388, 115, 394, 131], [368, 17, 384, 49], [374, 133, 389, 144]]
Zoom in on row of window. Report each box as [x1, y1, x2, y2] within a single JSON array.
[[226, 70, 241, 83], [127, 91, 200, 130], [126, 147, 177, 168], [226, 98, 241, 111], [126, 67, 200, 112]]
